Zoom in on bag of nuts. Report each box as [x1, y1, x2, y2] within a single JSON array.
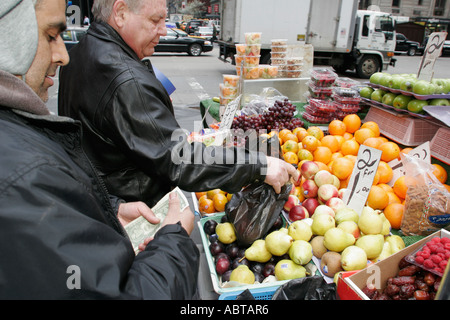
[[400, 154, 450, 236]]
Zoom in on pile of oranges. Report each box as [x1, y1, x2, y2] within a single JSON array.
[[195, 189, 233, 215], [277, 113, 449, 230]]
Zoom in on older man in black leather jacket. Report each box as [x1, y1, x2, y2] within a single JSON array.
[[58, 0, 298, 208], [0, 0, 198, 299]]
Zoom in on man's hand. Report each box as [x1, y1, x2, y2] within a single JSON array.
[[118, 201, 160, 227], [264, 156, 300, 193], [161, 192, 195, 235]]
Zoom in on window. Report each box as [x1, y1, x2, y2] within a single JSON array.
[[362, 15, 370, 37], [418, 0, 423, 5], [434, 0, 446, 15], [392, 0, 400, 7]]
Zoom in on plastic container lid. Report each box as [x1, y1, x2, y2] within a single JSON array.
[[245, 32, 262, 45], [271, 39, 288, 46], [271, 45, 288, 52], [309, 98, 337, 112], [310, 68, 338, 87]]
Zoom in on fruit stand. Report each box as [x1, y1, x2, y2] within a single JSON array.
[[190, 33, 450, 300]]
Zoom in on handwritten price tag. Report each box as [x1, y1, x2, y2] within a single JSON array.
[[343, 146, 382, 215], [387, 142, 431, 186], [417, 32, 448, 81]]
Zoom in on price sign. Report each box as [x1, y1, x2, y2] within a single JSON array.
[[387, 142, 431, 186], [343, 146, 382, 215], [417, 32, 448, 82]]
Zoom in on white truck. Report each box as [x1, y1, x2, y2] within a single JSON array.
[[217, 0, 397, 78]]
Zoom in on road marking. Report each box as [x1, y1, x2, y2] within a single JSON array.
[[187, 77, 210, 101]]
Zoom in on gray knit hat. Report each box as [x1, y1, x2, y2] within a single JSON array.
[[0, 0, 38, 75]]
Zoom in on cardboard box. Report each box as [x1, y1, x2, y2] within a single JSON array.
[[338, 229, 450, 300], [430, 127, 450, 165]]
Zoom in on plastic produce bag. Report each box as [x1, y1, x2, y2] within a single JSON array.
[[271, 276, 336, 300], [225, 182, 291, 247], [400, 153, 450, 236]]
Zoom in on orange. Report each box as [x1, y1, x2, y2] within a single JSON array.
[[328, 120, 347, 136], [282, 140, 299, 154], [331, 151, 344, 162], [315, 160, 331, 172], [213, 193, 228, 212], [342, 132, 354, 140], [284, 132, 299, 143], [207, 189, 226, 199], [354, 128, 376, 145], [341, 139, 360, 156], [361, 121, 380, 137], [307, 126, 324, 140], [320, 135, 340, 153], [344, 154, 357, 165], [199, 197, 215, 214], [331, 157, 354, 180], [302, 135, 319, 151], [343, 114, 361, 133], [393, 175, 408, 199], [334, 135, 345, 148], [363, 137, 383, 149], [296, 128, 309, 143], [279, 129, 293, 143], [367, 185, 389, 210], [372, 171, 380, 185], [313, 146, 332, 165], [383, 203, 405, 229], [432, 163, 448, 184], [292, 127, 305, 135], [377, 161, 394, 184], [297, 149, 314, 161], [283, 151, 299, 164], [227, 193, 233, 201], [378, 183, 394, 193], [443, 184, 450, 193], [386, 191, 402, 205], [379, 141, 400, 162], [195, 191, 207, 200]]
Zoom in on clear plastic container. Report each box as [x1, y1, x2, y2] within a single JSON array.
[[271, 57, 287, 65], [271, 39, 288, 46], [271, 45, 288, 52], [271, 51, 287, 59], [235, 43, 247, 56], [334, 102, 360, 113], [310, 67, 338, 87], [332, 87, 361, 104], [245, 32, 262, 45], [334, 77, 361, 88], [234, 55, 244, 67], [219, 83, 238, 98], [259, 65, 278, 79], [223, 74, 240, 87], [308, 81, 333, 99], [309, 98, 337, 112], [245, 44, 261, 56], [243, 55, 260, 67], [302, 111, 335, 124], [287, 57, 304, 65], [243, 66, 260, 79]]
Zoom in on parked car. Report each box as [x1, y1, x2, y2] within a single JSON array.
[[155, 28, 213, 56], [395, 33, 421, 56], [194, 26, 215, 41], [442, 40, 450, 56], [185, 19, 207, 34], [61, 26, 88, 51]]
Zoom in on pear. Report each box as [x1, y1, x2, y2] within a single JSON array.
[[215, 222, 236, 244], [288, 240, 313, 265], [310, 235, 327, 258], [274, 259, 306, 280], [371, 241, 392, 263], [385, 235, 405, 254], [355, 234, 384, 259], [358, 206, 383, 235], [230, 265, 255, 284], [311, 213, 335, 236], [320, 251, 343, 278], [379, 213, 391, 236], [245, 239, 272, 263], [265, 228, 293, 256], [341, 246, 368, 271], [335, 207, 359, 224], [323, 227, 355, 252], [288, 220, 313, 241]]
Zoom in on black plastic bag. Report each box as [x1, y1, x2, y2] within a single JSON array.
[[225, 182, 291, 247], [271, 276, 336, 300]]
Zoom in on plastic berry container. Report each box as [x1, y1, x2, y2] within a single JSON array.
[[308, 81, 333, 99], [305, 104, 329, 117], [405, 236, 450, 277], [334, 102, 360, 113], [302, 111, 335, 124], [334, 77, 360, 88], [309, 98, 337, 112], [310, 68, 337, 87], [332, 87, 361, 104]]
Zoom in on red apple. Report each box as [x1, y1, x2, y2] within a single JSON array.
[[326, 197, 346, 213], [288, 205, 309, 222], [338, 188, 347, 200], [302, 198, 320, 218], [314, 204, 335, 218], [283, 194, 300, 212], [301, 179, 318, 198], [300, 161, 319, 180], [318, 184, 339, 203], [314, 170, 334, 187], [293, 169, 302, 186]]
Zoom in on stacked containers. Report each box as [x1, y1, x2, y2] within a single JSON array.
[[302, 68, 338, 123], [332, 86, 361, 120], [235, 32, 262, 79], [270, 40, 303, 78], [220, 75, 240, 105]]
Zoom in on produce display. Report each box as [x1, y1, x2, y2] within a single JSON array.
[[195, 189, 232, 215], [360, 71, 450, 116]]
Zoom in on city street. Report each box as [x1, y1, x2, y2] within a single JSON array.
[[47, 43, 450, 132]]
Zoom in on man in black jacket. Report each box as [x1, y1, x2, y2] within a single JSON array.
[[58, 0, 298, 208], [0, 0, 198, 299]]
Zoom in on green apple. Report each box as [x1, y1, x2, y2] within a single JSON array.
[[413, 80, 433, 95], [379, 74, 393, 87], [371, 89, 387, 102], [369, 72, 385, 85], [400, 78, 417, 92], [382, 92, 398, 106], [360, 86, 374, 99], [431, 79, 447, 94], [393, 94, 413, 109], [429, 98, 450, 106], [388, 75, 404, 89], [407, 99, 428, 113]]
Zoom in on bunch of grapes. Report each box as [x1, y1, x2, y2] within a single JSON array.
[[231, 99, 304, 132]]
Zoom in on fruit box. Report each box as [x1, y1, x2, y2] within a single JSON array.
[[337, 229, 450, 300], [363, 105, 441, 146], [430, 127, 450, 165]]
